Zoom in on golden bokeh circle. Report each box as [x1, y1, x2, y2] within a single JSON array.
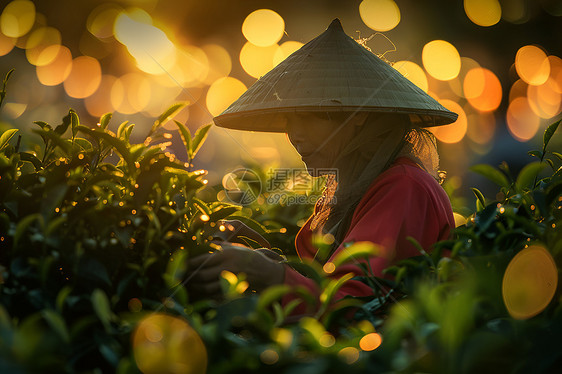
[[133, 313, 207, 374], [422, 40, 461, 81], [464, 0, 502, 27], [359, 0, 401, 32], [206, 76, 247, 116], [429, 99, 467, 143], [515, 45, 550, 86], [502, 245, 558, 320], [242, 9, 285, 47], [393, 60, 428, 92]]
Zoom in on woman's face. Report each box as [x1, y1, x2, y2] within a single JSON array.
[[285, 112, 357, 175]]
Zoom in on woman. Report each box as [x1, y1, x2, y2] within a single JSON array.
[[188, 19, 456, 311]]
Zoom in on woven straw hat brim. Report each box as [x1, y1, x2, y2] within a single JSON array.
[[214, 19, 458, 132]]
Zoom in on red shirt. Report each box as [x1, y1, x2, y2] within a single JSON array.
[[282, 157, 455, 313]]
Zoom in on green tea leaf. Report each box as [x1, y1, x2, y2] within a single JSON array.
[[150, 103, 186, 136], [332, 241, 380, 269], [99, 112, 112, 130], [174, 120, 192, 158], [257, 285, 291, 311], [70, 109, 79, 139], [0, 128, 18, 151], [191, 123, 212, 159], [543, 119, 560, 154], [516, 162, 546, 190], [469, 164, 510, 188], [91, 289, 112, 330], [471, 188, 486, 208], [14, 213, 43, 248], [116, 121, 129, 140], [19, 151, 43, 170], [527, 150, 542, 159], [552, 152, 562, 161], [41, 309, 70, 343], [56, 286, 72, 312]]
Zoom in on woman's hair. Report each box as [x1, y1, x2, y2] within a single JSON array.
[[320, 112, 441, 256]]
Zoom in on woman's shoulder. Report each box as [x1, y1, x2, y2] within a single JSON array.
[[373, 157, 440, 190]]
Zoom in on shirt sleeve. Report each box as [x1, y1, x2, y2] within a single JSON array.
[[282, 172, 450, 315]]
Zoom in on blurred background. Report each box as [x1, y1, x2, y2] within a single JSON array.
[[0, 0, 561, 204]]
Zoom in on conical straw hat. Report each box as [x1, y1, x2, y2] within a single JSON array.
[[214, 19, 458, 132]]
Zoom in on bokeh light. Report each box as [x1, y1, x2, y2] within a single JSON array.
[[448, 57, 481, 98], [25, 27, 62, 66], [273, 41, 304, 66], [85, 74, 118, 117], [509, 79, 528, 102], [430, 99, 467, 143], [111, 73, 151, 114], [464, 68, 502, 112], [206, 77, 247, 116], [87, 3, 121, 39], [202, 44, 232, 84], [36, 45, 72, 86], [393, 60, 428, 92], [63, 56, 102, 99], [0, 32, 16, 56], [338, 346, 360, 364], [506, 97, 540, 142], [527, 78, 561, 119], [548, 56, 562, 93], [422, 40, 461, 81], [242, 9, 285, 47], [133, 313, 208, 374], [239, 42, 278, 78], [359, 0, 401, 32], [502, 245, 558, 320], [464, 0, 501, 27], [515, 45, 550, 86], [114, 9, 176, 75], [466, 111, 496, 145], [0, 0, 35, 38], [359, 332, 382, 351]]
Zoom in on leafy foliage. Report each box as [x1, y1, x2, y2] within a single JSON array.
[[0, 75, 561, 373]]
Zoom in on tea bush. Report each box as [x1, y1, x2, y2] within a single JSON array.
[[0, 67, 561, 373]]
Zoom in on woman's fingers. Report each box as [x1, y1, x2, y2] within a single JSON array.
[[220, 220, 271, 249]]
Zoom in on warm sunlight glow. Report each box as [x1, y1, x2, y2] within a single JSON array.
[[114, 10, 176, 75], [87, 4, 121, 39], [466, 111, 496, 144], [202, 44, 232, 84], [515, 45, 550, 86], [206, 77, 247, 116], [422, 40, 461, 81], [359, 0, 401, 32], [394, 60, 428, 92], [63, 56, 102, 99], [359, 332, 383, 351], [25, 27, 62, 66], [133, 314, 207, 374], [85, 75, 117, 117], [0, 32, 15, 56], [242, 9, 285, 47], [527, 78, 561, 119], [503, 246, 558, 320], [464, 0, 502, 27], [273, 41, 304, 66], [548, 56, 562, 94], [0, 0, 35, 38], [111, 73, 151, 114], [338, 347, 360, 364], [509, 79, 528, 102], [36, 45, 72, 86], [239, 42, 278, 78], [464, 68, 502, 112], [448, 57, 481, 98], [429, 99, 467, 143], [506, 97, 540, 142]]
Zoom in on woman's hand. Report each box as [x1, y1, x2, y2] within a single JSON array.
[[211, 220, 271, 249], [186, 243, 285, 298]]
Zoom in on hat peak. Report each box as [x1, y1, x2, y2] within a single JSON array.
[[328, 18, 343, 31]]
